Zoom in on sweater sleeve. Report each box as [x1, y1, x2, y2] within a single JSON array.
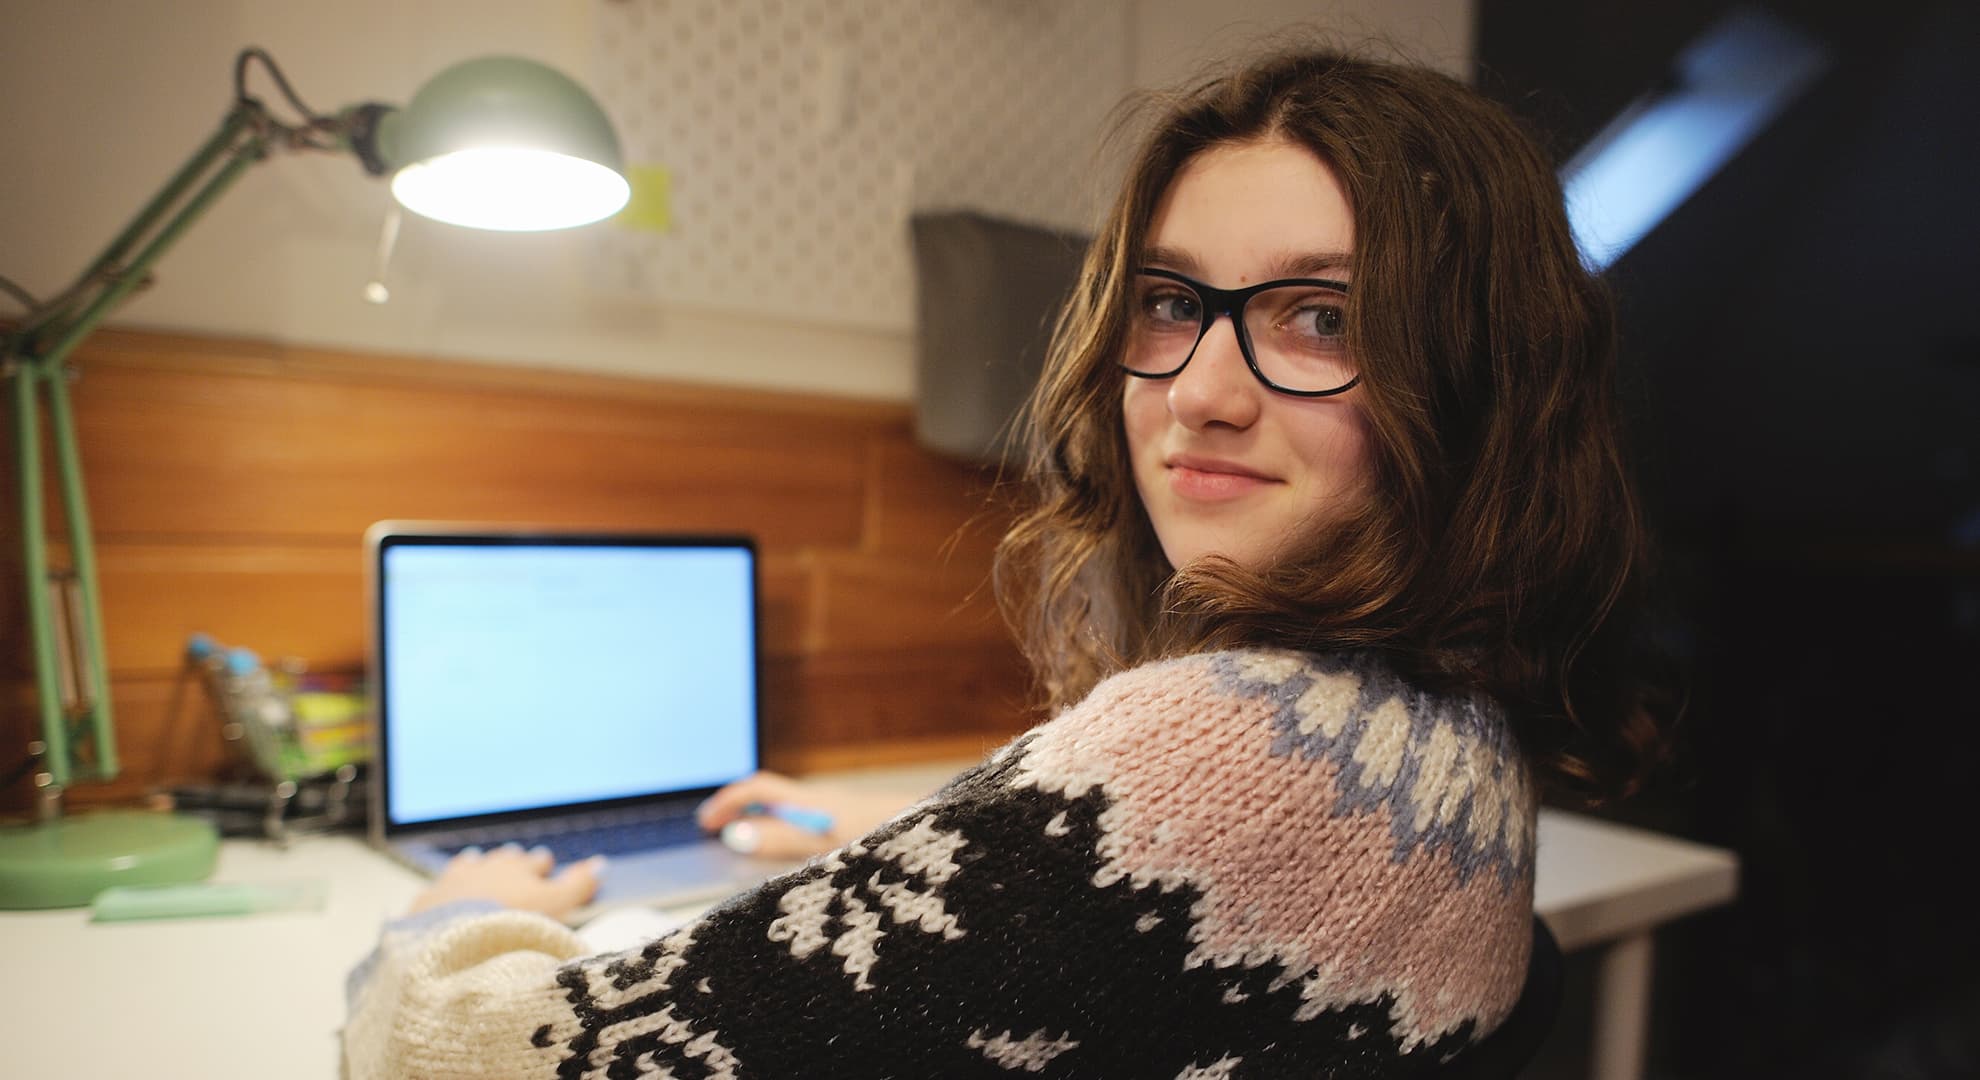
[[342, 649, 1537, 1079]]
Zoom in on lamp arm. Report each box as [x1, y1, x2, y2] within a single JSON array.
[[5, 100, 275, 793], [17, 102, 271, 367], [3, 44, 406, 799], [9, 368, 66, 790]]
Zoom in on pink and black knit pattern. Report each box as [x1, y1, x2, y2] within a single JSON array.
[[346, 649, 1538, 1079]]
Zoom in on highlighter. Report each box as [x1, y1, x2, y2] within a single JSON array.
[[721, 802, 837, 853], [741, 801, 835, 834], [90, 880, 327, 922]]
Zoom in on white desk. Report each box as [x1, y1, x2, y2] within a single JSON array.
[[1, 766, 1734, 1080], [1532, 812, 1738, 1080]]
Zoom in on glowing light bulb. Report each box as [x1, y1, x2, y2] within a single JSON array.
[[390, 148, 630, 231]]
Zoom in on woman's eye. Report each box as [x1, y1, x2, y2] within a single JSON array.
[[1280, 298, 1347, 346], [1141, 289, 1200, 327]]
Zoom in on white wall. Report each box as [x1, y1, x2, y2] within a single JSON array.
[[1130, 0, 1471, 88], [0, 0, 1471, 402]]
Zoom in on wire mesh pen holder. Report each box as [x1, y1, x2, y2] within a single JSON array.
[[181, 634, 371, 845]]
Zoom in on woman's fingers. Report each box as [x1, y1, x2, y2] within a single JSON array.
[[695, 771, 804, 829], [549, 857, 606, 910], [411, 849, 604, 917], [698, 773, 932, 858], [719, 816, 835, 860]]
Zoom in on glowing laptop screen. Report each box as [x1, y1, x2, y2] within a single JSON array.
[[379, 540, 758, 827]]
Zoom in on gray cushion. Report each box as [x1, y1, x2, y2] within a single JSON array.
[[911, 211, 1090, 464]]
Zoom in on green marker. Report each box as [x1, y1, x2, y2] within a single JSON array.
[[90, 880, 326, 922]]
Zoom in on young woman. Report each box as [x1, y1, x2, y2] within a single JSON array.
[[345, 46, 1665, 1078]]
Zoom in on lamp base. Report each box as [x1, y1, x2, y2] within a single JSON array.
[[0, 810, 219, 909]]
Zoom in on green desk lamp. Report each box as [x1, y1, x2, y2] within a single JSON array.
[[0, 48, 629, 909]]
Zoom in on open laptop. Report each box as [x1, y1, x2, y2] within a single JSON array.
[[365, 522, 799, 917]]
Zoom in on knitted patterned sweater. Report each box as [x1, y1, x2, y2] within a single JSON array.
[[343, 649, 1538, 1078]]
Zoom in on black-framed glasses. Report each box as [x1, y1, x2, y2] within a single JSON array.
[[1121, 267, 1359, 397]]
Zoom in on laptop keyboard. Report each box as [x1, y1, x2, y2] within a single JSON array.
[[435, 804, 709, 866]]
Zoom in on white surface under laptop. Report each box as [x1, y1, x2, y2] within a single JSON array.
[[367, 528, 800, 918]]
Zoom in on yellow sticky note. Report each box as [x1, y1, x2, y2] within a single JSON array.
[[618, 164, 672, 232]]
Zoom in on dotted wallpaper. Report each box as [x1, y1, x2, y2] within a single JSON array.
[[589, 0, 1131, 331]]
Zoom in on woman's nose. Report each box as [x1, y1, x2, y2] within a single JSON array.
[[1166, 315, 1262, 431]]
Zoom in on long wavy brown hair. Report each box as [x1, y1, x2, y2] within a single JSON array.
[[993, 47, 1671, 806]]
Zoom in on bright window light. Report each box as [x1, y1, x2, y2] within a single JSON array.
[[391, 147, 631, 231], [1561, 8, 1830, 271]]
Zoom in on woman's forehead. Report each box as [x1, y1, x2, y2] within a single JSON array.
[[1141, 243, 1351, 282], [1145, 139, 1355, 285]]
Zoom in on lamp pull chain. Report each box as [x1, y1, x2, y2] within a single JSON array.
[[363, 202, 402, 305]]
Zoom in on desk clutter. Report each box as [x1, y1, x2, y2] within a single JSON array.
[[161, 633, 372, 843]]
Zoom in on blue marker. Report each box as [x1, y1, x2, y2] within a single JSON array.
[[741, 801, 835, 835]]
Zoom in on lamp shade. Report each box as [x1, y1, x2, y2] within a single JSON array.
[[375, 56, 630, 231]]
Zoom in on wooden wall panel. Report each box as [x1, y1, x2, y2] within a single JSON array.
[[863, 438, 1013, 563], [804, 552, 1006, 653], [69, 341, 876, 548], [769, 645, 1035, 751], [1, 329, 1032, 812], [72, 543, 819, 676], [1, 677, 228, 806], [0, 460, 23, 681], [91, 543, 366, 675]]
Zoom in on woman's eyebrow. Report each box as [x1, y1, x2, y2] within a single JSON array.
[[1141, 247, 1352, 280], [1141, 245, 1201, 275], [1271, 251, 1353, 278]]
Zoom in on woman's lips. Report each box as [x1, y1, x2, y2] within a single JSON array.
[[1166, 458, 1276, 500]]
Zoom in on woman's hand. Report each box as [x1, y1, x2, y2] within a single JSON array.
[[695, 771, 923, 860], [407, 844, 603, 917]]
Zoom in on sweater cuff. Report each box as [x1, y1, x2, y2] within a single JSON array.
[[346, 900, 506, 1009]]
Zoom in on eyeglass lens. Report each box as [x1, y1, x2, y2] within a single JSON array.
[[1125, 275, 1356, 395]]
